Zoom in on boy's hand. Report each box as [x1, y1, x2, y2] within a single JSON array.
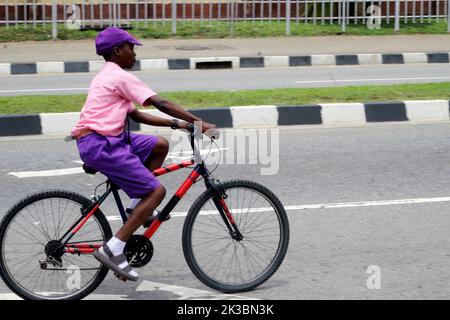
[[179, 120, 216, 132], [201, 122, 220, 140], [179, 121, 219, 139], [201, 122, 216, 133]]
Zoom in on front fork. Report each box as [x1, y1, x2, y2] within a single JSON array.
[[206, 177, 243, 241]]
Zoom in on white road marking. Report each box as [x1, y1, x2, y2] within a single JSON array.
[[84, 294, 129, 300], [284, 196, 450, 209], [0, 293, 22, 300], [106, 196, 450, 221], [166, 147, 229, 161], [8, 167, 84, 178], [295, 76, 450, 84], [136, 281, 257, 300], [0, 87, 89, 94], [7, 148, 227, 178], [169, 147, 228, 157], [0, 292, 129, 300], [0, 281, 255, 300]]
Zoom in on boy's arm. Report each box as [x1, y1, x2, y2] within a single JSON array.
[[128, 109, 189, 130], [143, 95, 216, 132]]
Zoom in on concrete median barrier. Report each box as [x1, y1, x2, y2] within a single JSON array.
[[1, 100, 449, 137]]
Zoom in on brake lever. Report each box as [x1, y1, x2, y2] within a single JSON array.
[[204, 129, 221, 140]]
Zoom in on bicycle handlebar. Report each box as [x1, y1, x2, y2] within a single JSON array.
[[186, 123, 220, 163], [186, 123, 220, 139]]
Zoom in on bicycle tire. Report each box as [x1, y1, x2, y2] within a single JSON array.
[[182, 179, 290, 293], [0, 190, 112, 300]]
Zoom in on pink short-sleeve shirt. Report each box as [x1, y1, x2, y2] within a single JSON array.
[[71, 61, 157, 137]]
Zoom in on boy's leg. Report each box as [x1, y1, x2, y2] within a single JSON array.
[[91, 133, 166, 281], [144, 136, 169, 170], [128, 133, 169, 171], [127, 136, 169, 223], [95, 181, 165, 282], [116, 185, 166, 241]]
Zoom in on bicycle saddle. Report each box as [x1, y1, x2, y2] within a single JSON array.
[[82, 164, 98, 175]]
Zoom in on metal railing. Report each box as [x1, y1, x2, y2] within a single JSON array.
[[0, 1, 449, 38]]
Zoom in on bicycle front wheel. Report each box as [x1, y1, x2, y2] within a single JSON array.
[[0, 190, 112, 300], [182, 179, 290, 293]]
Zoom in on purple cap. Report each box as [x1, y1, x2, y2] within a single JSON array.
[[95, 27, 143, 56]]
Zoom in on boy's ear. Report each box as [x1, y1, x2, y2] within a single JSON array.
[[112, 46, 121, 57]]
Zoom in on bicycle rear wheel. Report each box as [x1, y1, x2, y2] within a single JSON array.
[[182, 179, 289, 293], [0, 190, 112, 300]]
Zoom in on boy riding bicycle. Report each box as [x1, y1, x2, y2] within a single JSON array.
[[70, 27, 216, 281]]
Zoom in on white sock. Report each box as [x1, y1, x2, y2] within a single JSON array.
[[126, 201, 159, 219], [105, 237, 139, 278], [106, 236, 126, 256], [128, 198, 141, 210], [127, 198, 158, 216]]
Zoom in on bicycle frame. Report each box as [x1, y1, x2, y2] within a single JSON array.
[[60, 157, 239, 255]]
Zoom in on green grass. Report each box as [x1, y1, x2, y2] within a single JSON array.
[[0, 19, 448, 42], [1, 82, 450, 115]]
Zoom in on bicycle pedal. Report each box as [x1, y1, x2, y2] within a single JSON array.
[[113, 272, 128, 282]]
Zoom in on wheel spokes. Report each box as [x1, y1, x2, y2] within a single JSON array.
[[190, 187, 283, 286], [1, 196, 106, 299]]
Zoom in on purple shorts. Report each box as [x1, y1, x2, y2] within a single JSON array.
[[76, 131, 161, 198]]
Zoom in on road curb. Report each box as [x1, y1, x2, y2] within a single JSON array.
[[1, 100, 449, 137], [1, 52, 450, 75]]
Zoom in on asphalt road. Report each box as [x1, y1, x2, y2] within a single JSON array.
[[1, 64, 450, 96], [1, 122, 450, 299]]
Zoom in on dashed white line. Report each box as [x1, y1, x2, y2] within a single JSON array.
[[136, 281, 257, 300], [8, 167, 84, 178], [106, 196, 450, 221], [8, 148, 228, 178]]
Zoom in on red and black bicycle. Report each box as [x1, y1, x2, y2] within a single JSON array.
[[0, 124, 289, 300]]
